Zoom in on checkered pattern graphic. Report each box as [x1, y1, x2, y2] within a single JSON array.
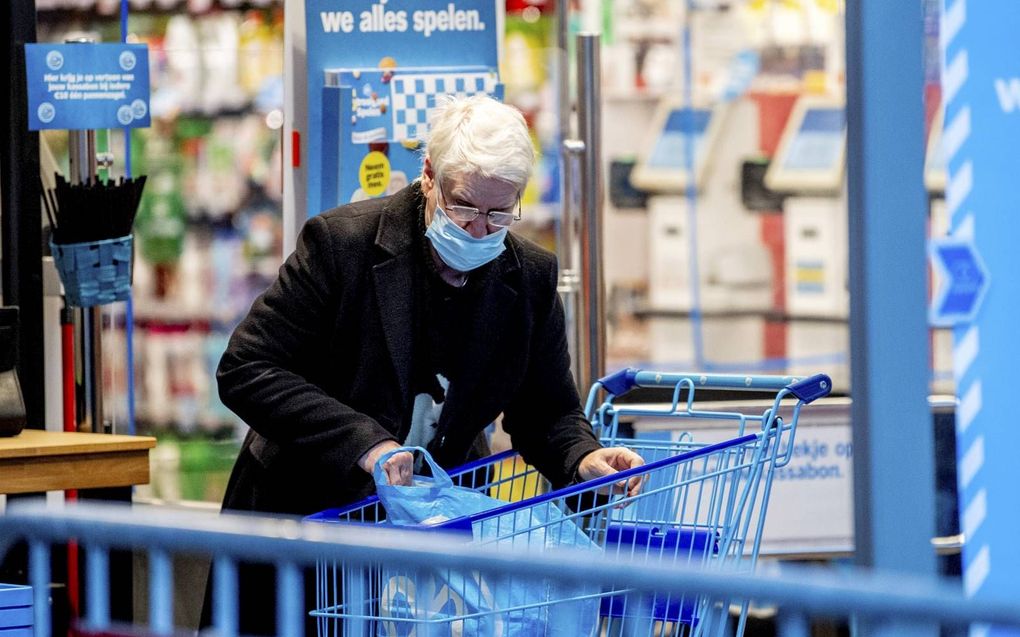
[[390, 72, 497, 141]]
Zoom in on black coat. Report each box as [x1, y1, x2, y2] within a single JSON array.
[[217, 182, 602, 517]]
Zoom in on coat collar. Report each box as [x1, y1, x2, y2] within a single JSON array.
[[373, 182, 423, 257], [371, 181, 522, 406]]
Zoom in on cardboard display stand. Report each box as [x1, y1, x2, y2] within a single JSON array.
[[321, 65, 502, 207], [300, 0, 502, 220]]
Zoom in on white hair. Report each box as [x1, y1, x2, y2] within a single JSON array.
[[424, 94, 535, 190]]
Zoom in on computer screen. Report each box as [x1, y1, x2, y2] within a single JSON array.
[[782, 107, 845, 171], [630, 100, 726, 193], [646, 108, 712, 169], [765, 96, 846, 194]]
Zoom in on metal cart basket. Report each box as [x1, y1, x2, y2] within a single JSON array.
[[308, 369, 831, 637]]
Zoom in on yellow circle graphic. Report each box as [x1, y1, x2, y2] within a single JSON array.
[[359, 151, 391, 197]]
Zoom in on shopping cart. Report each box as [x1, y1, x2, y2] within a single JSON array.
[[308, 369, 831, 637]]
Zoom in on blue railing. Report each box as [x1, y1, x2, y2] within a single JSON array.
[[0, 502, 1018, 637]]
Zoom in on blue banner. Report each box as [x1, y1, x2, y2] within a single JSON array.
[[941, 0, 1020, 627], [304, 0, 498, 217], [25, 43, 151, 131]]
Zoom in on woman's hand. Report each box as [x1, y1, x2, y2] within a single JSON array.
[[577, 447, 645, 498], [359, 440, 413, 486]]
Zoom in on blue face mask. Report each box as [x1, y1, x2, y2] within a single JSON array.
[[425, 204, 508, 272]]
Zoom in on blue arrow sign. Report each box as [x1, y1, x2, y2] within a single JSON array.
[[929, 237, 990, 326]]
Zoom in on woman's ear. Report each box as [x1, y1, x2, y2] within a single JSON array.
[[421, 156, 435, 193]]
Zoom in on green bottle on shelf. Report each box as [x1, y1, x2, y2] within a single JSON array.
[[135, 167, 187, 266]]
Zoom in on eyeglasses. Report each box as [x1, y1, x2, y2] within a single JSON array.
[[438, 183, 522, 228]]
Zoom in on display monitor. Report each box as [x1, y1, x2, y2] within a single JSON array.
[[629, 99, 728, 193], [765, 96, 846, 194]]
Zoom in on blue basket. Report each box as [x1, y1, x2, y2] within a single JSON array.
[[0, 583, 32, 635], [50, 235, 133, 307]]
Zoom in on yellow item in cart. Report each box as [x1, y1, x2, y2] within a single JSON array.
[[489, 455, 544, 502]]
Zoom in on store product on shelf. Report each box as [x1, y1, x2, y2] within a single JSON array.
[[198, 12, 248, 114], [161, 14, 203, 114], [238, 8, 283, 95], [38, 1, 285, 501], [36, 0, 282, 14], [139, 432, 239, 503], [135, 169, 188, 266]]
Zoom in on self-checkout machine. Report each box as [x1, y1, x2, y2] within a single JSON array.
[[619, 93, 857, 567], [764, 93, 849, 390], [626, 91, 857, 560], [618, 1, 791, 371], [616, 5, 857, 562], [630, 95, 773, 369]]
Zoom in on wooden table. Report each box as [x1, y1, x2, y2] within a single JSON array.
[[0, 430, 156, 494]]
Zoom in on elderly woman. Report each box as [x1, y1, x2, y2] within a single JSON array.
[[211, 94, 642, 634]]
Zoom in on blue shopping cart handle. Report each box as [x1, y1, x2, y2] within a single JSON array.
[[786, 374, 833, 404], [596, 368, 833, 402], [597, 367, 641, 395]]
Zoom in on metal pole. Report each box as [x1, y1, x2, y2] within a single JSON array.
[[559, 139, 583, 385], [555, 0, 571, 186], [575, 33, 605, 394], [68, 128, 103, 433], [846, 3, 934, 637], [65, 36, 105, 434], [555, 0, 584, 386]]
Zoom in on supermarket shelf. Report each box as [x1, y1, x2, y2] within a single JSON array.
[[604, 91, 671, 103], [133, 298, 216, 326], [635, 306, 849, 324], [155, 102, 264, 120], [635, 306, 956, 329], [37, 0, 282, 17]]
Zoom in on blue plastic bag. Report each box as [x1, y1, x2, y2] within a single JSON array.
[[373, 447, 600, 637]]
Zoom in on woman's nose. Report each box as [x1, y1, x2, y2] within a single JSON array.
[[465, 215, 490, 239]]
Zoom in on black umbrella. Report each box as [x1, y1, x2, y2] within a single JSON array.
[[42, 173, 146, 245], [41, 173, 146, 307]]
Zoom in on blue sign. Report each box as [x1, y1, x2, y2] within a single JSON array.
[[942, 0, 1020, 623], [25, 43, 150, 131], [304, 0, 498, 217], [929, 238, 990, 326]]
